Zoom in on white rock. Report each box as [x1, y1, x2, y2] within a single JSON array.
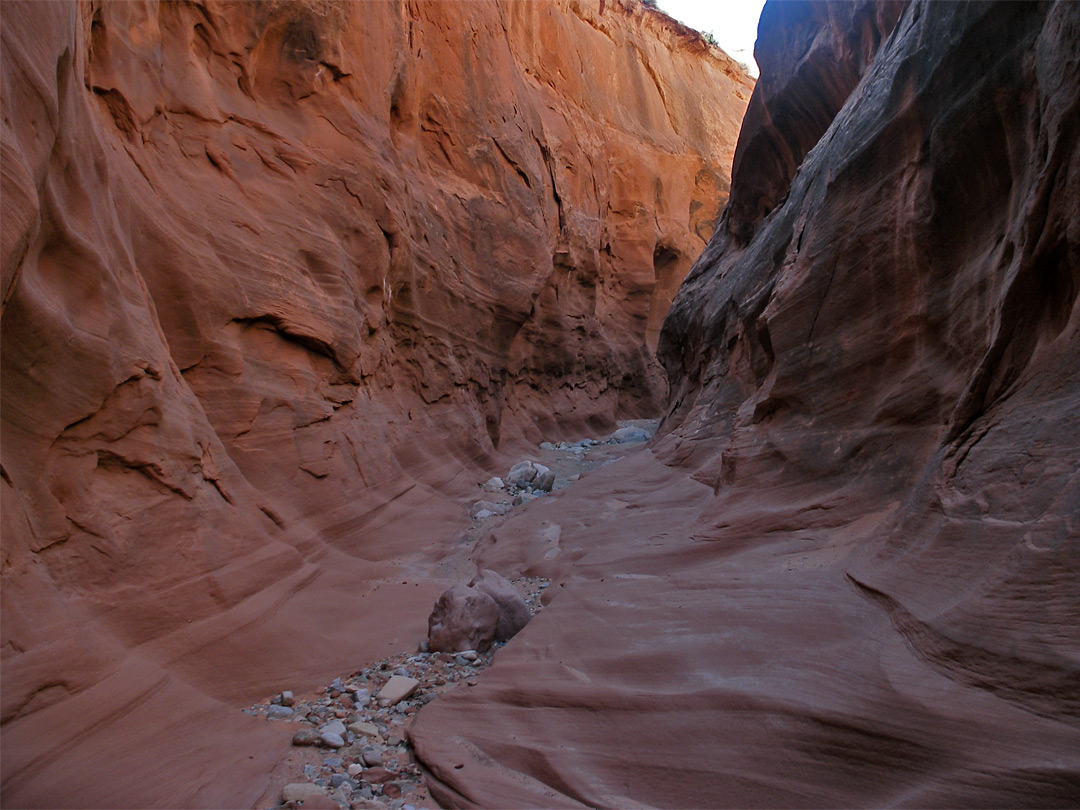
[[347, 763, 364, 776], [377, 675, 420, 706], [474, 509, 495, 520], [506, 460, 538, 486], [482, 476, 504, 491], [320, 731, 345, 748], [348, 721, 380, 738], [321, 719, 347, 737]]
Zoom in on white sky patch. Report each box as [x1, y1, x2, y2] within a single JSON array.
[[656, 0, 767, 77]]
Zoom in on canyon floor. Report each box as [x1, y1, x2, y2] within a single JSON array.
[[248, 422, 664, 810]]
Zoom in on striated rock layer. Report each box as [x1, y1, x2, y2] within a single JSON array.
[[0, 0, 751, 806], [410, 1, 1080, 807]]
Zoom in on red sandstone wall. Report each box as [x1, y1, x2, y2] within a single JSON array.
[[0, 1, 749, 805]]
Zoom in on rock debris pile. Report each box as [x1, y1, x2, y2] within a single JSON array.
[[252, 577, 550, 810], [472, 422, 657, 519]]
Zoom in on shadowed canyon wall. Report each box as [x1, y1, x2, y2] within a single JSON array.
[[404, 1, 1079, 806], [0, 0, 751, 806]]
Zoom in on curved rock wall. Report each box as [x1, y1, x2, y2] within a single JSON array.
[[405, 2, 1079, 807], [0, 1, 750, 806]]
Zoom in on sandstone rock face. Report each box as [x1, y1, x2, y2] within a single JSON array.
[[0, 1, 749, 807], [469, 569, 531, 641], [410, 1, 1080, 806], [427, 584, 500, 654]]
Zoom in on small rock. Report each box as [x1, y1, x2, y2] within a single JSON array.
[[321, 720, 347, 737], [328, 677, 344, 692], [533, 469, 556, 492], [329, 773, 348, 788], [513, 491, 540, 507], [282, 783, 325, 803], [280, 690, 295, 707], [362, 749, 383, 766], [539, 442, 557, 451], [481, 476, 504, 491], [267, 704, 294, 719], [383, 782, 402, 800], [353, 688, 371, 707], [348, 721, 380, 738], [376, 675, 420, 706], [473, 509, 495, 520], [292, 728, 321, 746], [362, 767, 394, 785], [347, 764, 365, 776], [320, 731, 346, 748], [458, 649, 478, 661]]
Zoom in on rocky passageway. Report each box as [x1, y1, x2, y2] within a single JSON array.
[[3, 0, 1079, 808], [251, 423, 658, 810]]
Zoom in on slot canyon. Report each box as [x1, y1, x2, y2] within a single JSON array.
[[1, 1, 1077, 808]]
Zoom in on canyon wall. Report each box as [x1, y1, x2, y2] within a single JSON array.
[[407, 1, 1080, 806], [0, 1, 750, 806]]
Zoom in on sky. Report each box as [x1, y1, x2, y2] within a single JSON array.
[[656, 0, 767, 76]]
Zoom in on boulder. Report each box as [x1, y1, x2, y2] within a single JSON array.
[[506, 460, 538, 486], [609, 426, 651, 443], [427, 584, 500, 652], [469, 569, 531, 642]]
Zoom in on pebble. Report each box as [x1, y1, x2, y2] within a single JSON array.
[[459, 650, 478, 661], [320, 731, 345, 748], [348, 763, 365, 776], [320, 720, 347, 737], [348, 721, 380, 738], [482, 476, 504, 491], [366, 767, 397, 785], [292, 728, 321, 746], [376, 675, 419, 706], [539, 442, 557, 451], [353, 688, 371, 706], [329, 773, 348, 788], [280, 690, 295, 707], [266, 704, 293, 719], [362, 749, 383, 766]]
